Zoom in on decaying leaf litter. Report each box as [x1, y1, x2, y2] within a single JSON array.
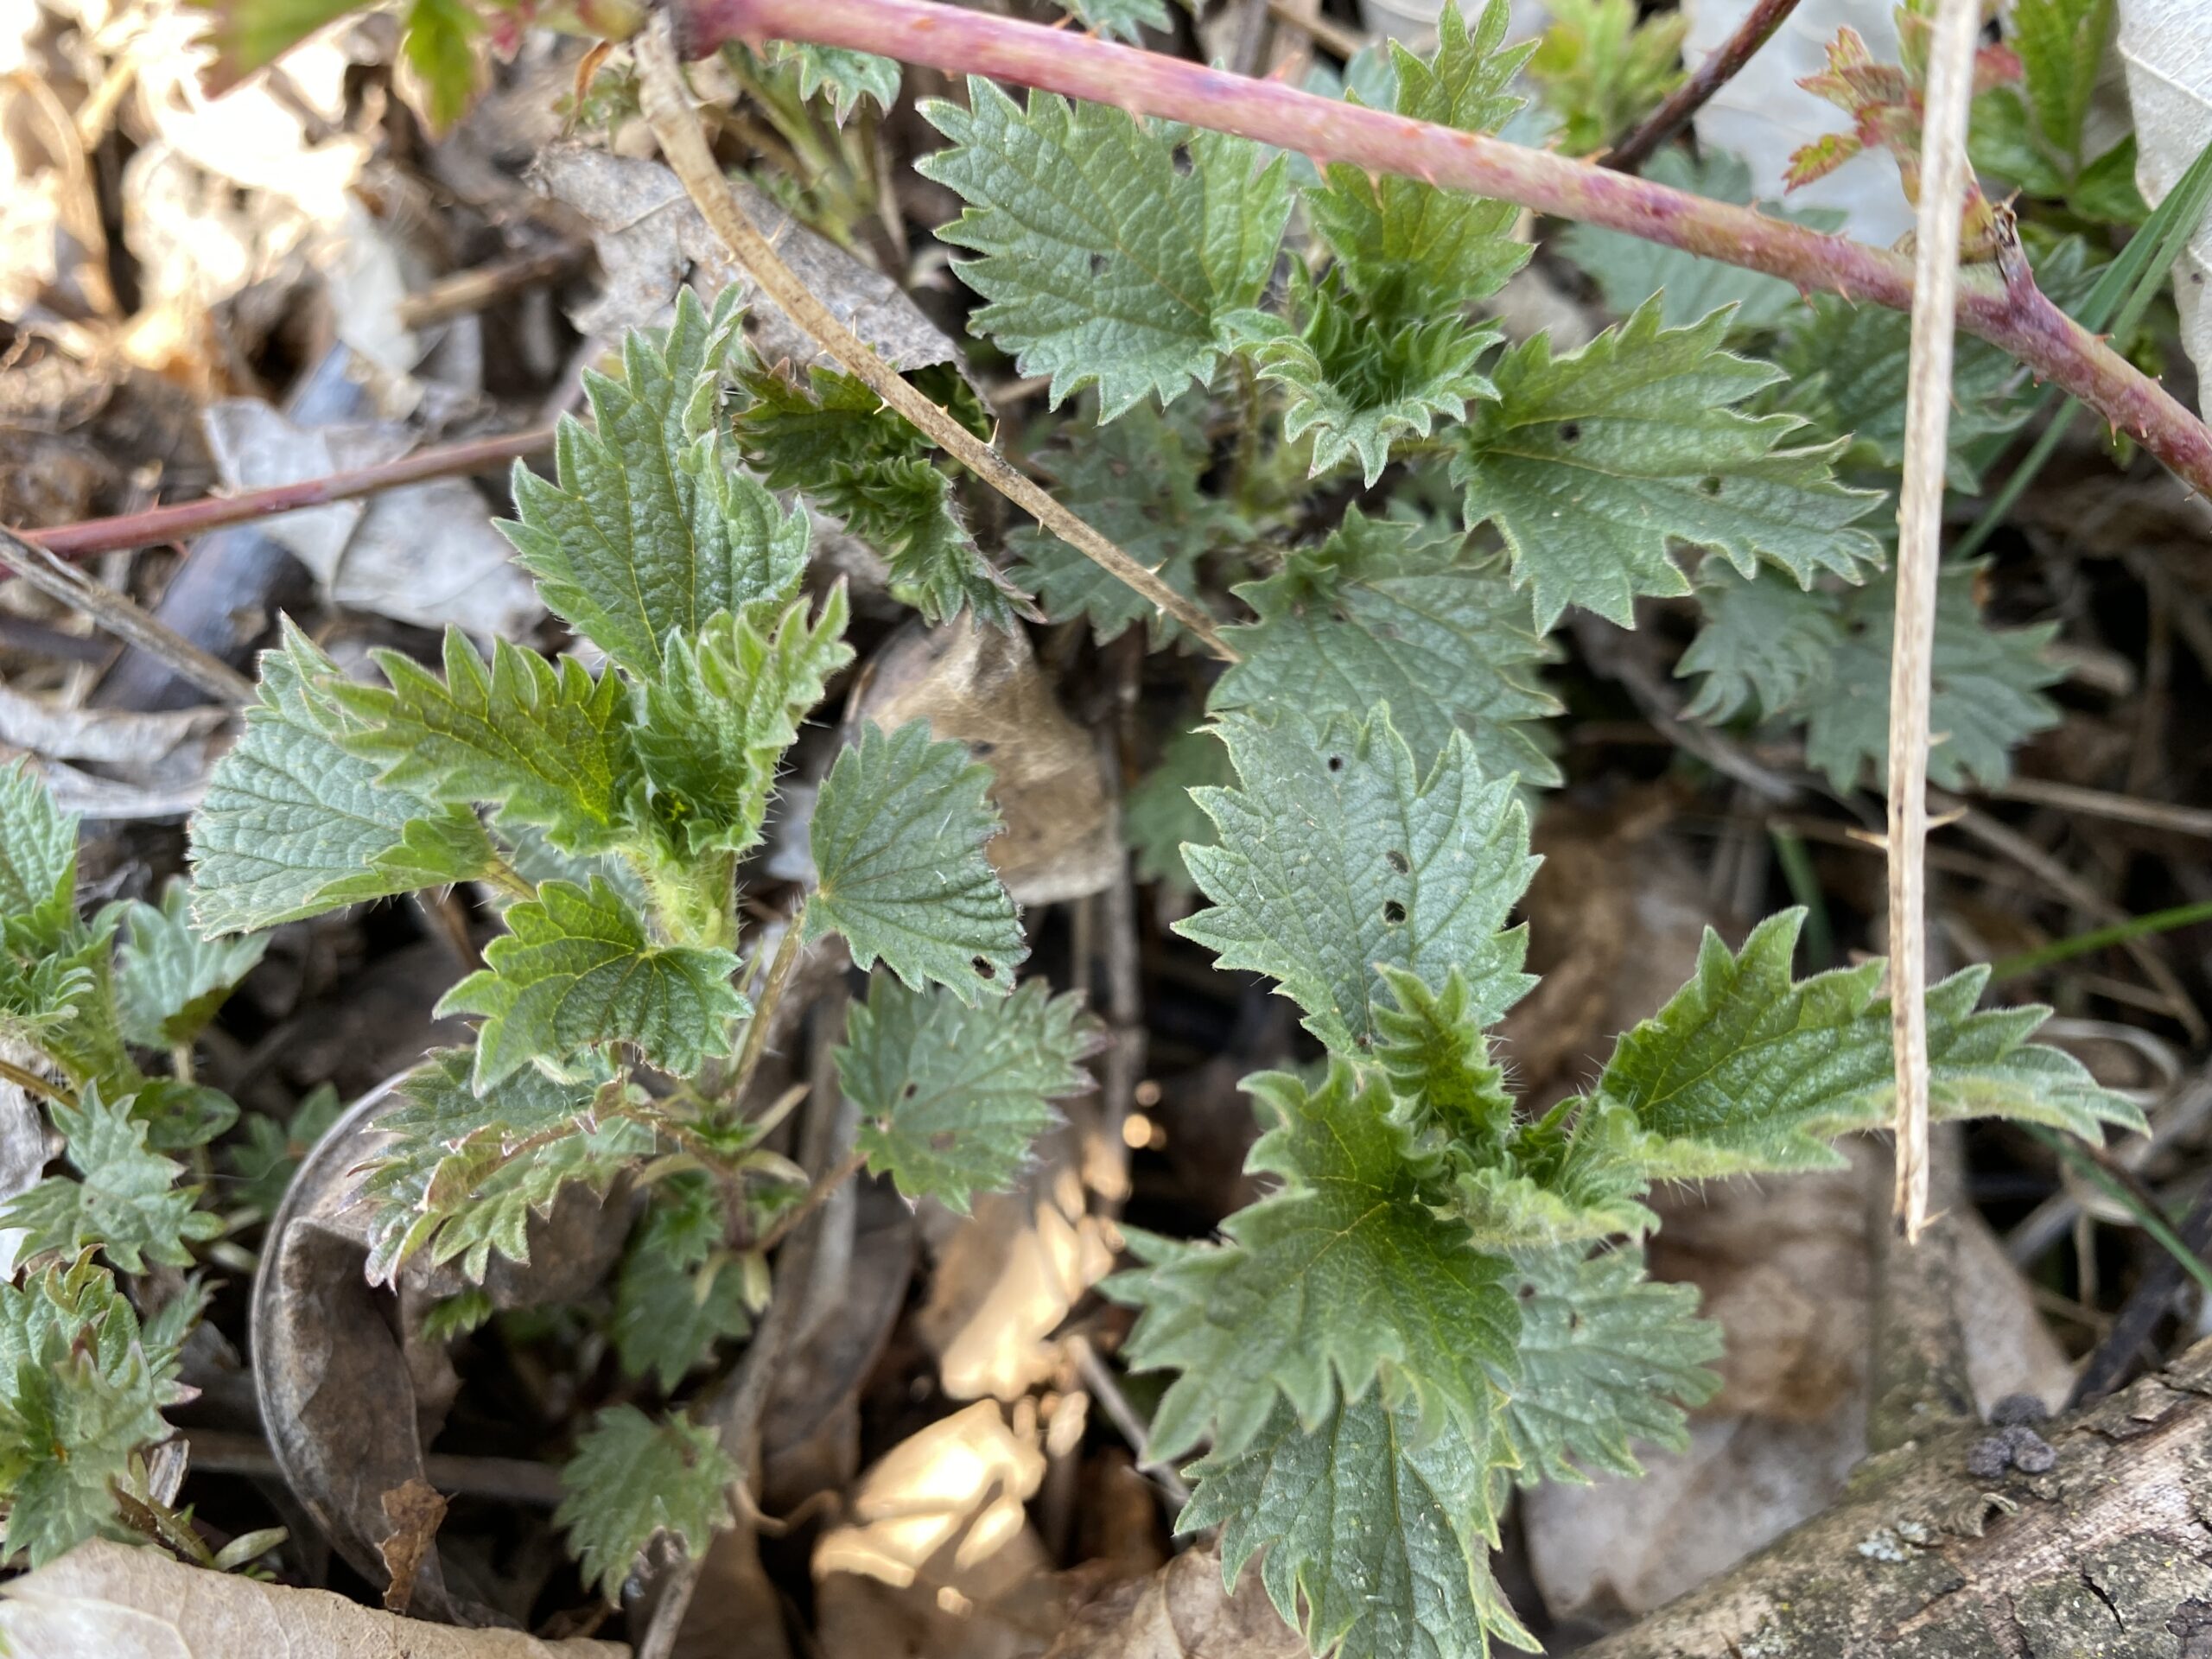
[[3, 0, 2212, 1654]]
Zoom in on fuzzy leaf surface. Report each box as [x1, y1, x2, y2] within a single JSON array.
[[114, 882, 267, 1049], [1115, 1065, 1519, 1461], [188, 621, 500, 936], [0, 1088, 219, 1274], [0, 763, 74, 950], [442, 878, 746, 1089], [838, 975, 1098, 1212], [501, 288, 808, 672], [920, 83, 1291, 416], [765, 40, 900, 120], [1371, 964, 1516, 1152], [804, 721, 1025, 1001], [1179, 708, 1536, 1052], [1452, 301, 1884, 627], [558, 1406, 737, 1602]]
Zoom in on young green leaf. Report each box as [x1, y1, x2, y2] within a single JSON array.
[[1212, 511, 1560, 786], [189, 620, 502, 936], [837, 975, 1100, 1213], [1058, 0, 1168, 43], [0, 761, 75, 951], [114, 881, 267, 1050], [804, 721, 1026, 1001], [1114, 1064, 1519, 1461], [1183, 1389, 1531, 1659], [1123, 726, 1231, 893], [228, 1084, 343, 1220], [1675, 563, 1848, 723], [501, 287, 809, 673], [1371, 964, 1516, 1153], [329, 632, 638, 856], [1501, 1245, 1719, 1484], [1528, 0, 1686, 156], [188, 0, 361, 93], [1178, 707, 1536, 1052], [1589, 910, 2146, 1179], [441, 878, 747, 1089], [763, 40, 901, 122], [1306, 0, 1531, 317], [399, 0, 478, 132], [1453, 301, 1885, 628], [612, 1176, 753, 1391], [919, 82, 1291, 417], [0, 1087, 221, 1274], [632, 588, 854, 858], [558, 1406, 737, 1602]]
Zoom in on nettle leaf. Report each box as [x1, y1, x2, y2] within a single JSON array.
[[1124, 726, 1231, 892], [1529, 0, 1686, 156], [359, 1051, 655, 1285], [329, 632, 638, 856], [1233, 276, 1501, 486], [114, 881, 267, 1049], [1799, 563, 2063, 793], [919, 82, 1291, 416], [805, 721, 1026, 1001], [1306, 0, 1530, 317], [1179, 707, 1536, 1052], [228, 1084, 342, 1221], [633, 589, 853, 858], [0, 1087, 220, 1274], [559, 1406, 737, 1602], [1372, 964, 1516, 1152], [1501, 1245, 1719, 1485], [1185, 1389, 1531, 1659], [1452, 1096, 1658, 1249], [1115, 1065, 1519, 1462], [1452, 300, 1885, 628], [0, 762, 75, 950], [733, 362, 1026, 627], [1213, 511, 1560, 787], [502, 287, 809, 673], [189, 0, 360, 92], [613, 1175, 753, 1391], [1059, 0, 1167, 43], [838, 975, 1100, 1213], [1590, 910, 2146, 1179], [442, 878, 747, 1089], [764, 40, 900, 122], [188, 621, 509, 937], [1560, 148, 1843, 335], [1675, 563, 1847, 722], [399, 0, 478, 133], [1010, 399, 1241, 647], [0, 1255, 176, 1567]]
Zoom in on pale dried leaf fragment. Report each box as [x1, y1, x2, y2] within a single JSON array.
[[2115, 0, 2212, 410], [0, 1539, 626, 1657], [1046, 1541, 1306, 1659]]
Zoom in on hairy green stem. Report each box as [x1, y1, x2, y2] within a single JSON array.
[[722, 899, 807, 1113], [670, 0, 2212, 498]]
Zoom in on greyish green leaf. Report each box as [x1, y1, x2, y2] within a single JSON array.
[[1675, 563, 1847, 722], [804, 720, 1026, 1001], [558, 1406, 737, 1602], [763, 39, 900, 121], [188, 620, 503, 937], [114, 881, 267, 1049], [838, 975, 1100, 1212], [1178, 707, 1536, 1052], [1452, 300, 1885, 628], [441, 877, 747, 1089], [919, 82, 1291, 417], [500, 286, 809, 672], [0, 761, 75, 950], [1112, 1064, 1520, 1462], [1124, 726, 1231, 892], [612, 1175, 753, 1391], [1059, 0, 1168, 42], [0, 1086, 220, 1274], [1213, 511, 1560, 786]]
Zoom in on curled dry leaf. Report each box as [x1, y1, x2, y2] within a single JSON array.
[[0, 1539, 625, 1659], [2115, 0, 2212, 410], [378, 1476, 450, 1616], [1045, 1540, 1306, 1659]]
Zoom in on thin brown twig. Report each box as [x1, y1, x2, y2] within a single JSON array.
[[723, 904, 808, 1114], [1992, 776, 2212, 842], [0, 528, 255, 704], [633, 20, 1240, 662], [394, 246, 585, 328], [1605, 0, 1802, 172], [0, 1055, 73, 1109], [1888, 0, 1981, 1244]]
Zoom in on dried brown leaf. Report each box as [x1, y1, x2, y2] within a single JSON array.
[[377, 1477, 448, 1615], [1045, 1541, 1305, 1659]]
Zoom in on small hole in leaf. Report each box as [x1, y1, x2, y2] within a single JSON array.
[[1700, 475, 1722, 496], [1171, 143, 1193, 174], [1090, 251, 1110, 276], [1559, 421, 1581, 443], [1382, 900, 1407, 925], [1568, 1311, 1583, 1332], [1385, 849, 1409, 874], [972, 957, 997, 978], [1326, 755, 1344, 772], [1517, 1283, 1537, 1301], [902, 1082, 918, 1100]]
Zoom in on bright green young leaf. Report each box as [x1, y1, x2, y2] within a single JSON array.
[[1114, 1064, 1520, 1462], [1501, 1245, 1719, 1484], [189, 620, 503, 936], [633, 589, 853, 858], [1009, 399, 1242, 647], [1588, 910, 2147, 1179], [399, 0, 478, 133], [442, 878, 747, 1089], [1675, 563, 1847, 723], [0, 1255, 177, 1567], [1213, 511, 1560, 786], [0, 1087, 220, 1274], [838, 976, 1100, 1213], [1450, 1093, 1659, 1249], [1306, 0, 1530, 318], [2010, 0, 2111, 159], [114, 881, 267, 1050], [0, 762, 75, 950], [558, 1406, 737, 1602], [1371, 964, 1516, 1153], [1528, 0, 1686, 156], [613, 1176, 753, 1391], [1124, 726, 1230, 892], [1059, 0, 1168, 42], [1178, 707, 1536, 1052], [1183, 1388, 1530, 1659], [1453, 301, 1885, 628], [1560, 149, 1843, 334], [502, 288, 809, 673], [805, 721, 1026, 1001], [764, 40, 901, 122], [358, 1051, 654, 1284], [329, 632, 638, 857], [919, 82, 1291, 417], [188, 0, 362, 92]]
